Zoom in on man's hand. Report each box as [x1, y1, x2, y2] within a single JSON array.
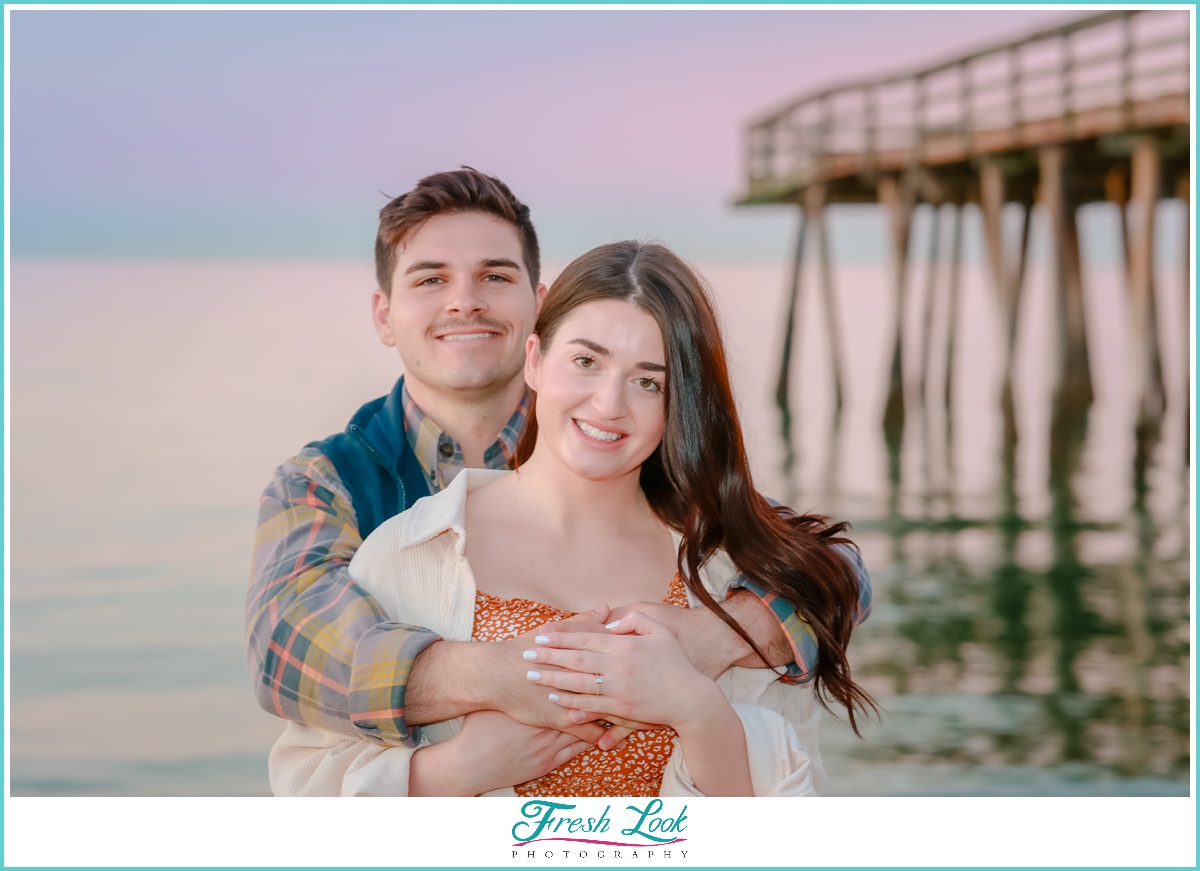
[[404, 607, 614, 746], [409, 710, 591, 796]]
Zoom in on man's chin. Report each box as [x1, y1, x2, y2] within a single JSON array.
[[417, 367, 520, 395]]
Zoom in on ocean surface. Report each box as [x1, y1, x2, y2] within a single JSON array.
[[8, 226, 1192, 795]]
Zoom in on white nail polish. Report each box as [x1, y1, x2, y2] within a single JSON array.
[[605, 620, 621, 629], [548, 693, 560, 702], [535, 635, 550, 645], [522, 650, 537, 661], [526, 670, 541, 681]]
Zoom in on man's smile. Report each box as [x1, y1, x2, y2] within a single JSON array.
[[437, 331, 502, 342]]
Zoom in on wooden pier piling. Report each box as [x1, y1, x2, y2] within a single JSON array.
[[738, 9, 1190, 490]]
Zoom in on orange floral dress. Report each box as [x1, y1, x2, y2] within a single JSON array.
[[471, 574, 690, 797]]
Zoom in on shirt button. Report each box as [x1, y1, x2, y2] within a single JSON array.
[[438, 442, 454, 458]]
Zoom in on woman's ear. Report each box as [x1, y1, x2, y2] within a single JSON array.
[[524, 334, 542, 392]]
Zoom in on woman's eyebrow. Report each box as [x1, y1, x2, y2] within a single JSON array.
[[567, 338, 665, 372], [567, 338, 610, 356]]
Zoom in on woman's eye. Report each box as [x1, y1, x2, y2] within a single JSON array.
[[573, 355, 596, 369], [637, 377, 662, 393]]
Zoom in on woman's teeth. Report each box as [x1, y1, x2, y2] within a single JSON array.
[[575, 420, 623, 442]]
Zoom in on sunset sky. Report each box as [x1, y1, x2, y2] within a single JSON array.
[[11, 8, 1077, 262]]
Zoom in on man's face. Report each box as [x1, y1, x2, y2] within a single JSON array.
[[373, 212, 545, 398]]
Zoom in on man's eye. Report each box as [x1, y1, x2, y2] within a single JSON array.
[[483, 273, 510, 282], [419, 276, 443, 286]]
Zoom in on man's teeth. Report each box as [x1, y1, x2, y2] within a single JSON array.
[[440, 332, 496, 341], [575, 420, 623, 442]]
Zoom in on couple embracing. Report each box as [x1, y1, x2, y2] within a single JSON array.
[[246, 168, 874, 797]]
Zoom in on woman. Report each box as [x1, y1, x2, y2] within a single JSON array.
[[269, 241, 872, 797]]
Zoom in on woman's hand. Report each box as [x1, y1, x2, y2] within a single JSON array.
[[408, 710, 590, 796], [525, 611, 730, 734]]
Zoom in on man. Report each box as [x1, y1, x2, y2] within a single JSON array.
[[246, 167, 834, 771]]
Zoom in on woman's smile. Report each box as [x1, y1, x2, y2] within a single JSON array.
[[573, 418, 627, 444]]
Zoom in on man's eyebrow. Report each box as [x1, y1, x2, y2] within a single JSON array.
[[481, 258, 522, 271], [403, 260, 447, 275], [567, 338, 666, 372]]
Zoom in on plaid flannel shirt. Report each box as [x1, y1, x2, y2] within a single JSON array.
[[246, 388, 871, 747]]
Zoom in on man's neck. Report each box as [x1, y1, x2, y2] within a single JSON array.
[[403, 375, 526, 468]]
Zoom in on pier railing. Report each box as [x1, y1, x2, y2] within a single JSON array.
[[743, 10, 1190, 203]]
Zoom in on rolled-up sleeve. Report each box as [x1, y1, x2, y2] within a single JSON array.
[[726, 541, 872, 685], [245, 447, 440, 747]]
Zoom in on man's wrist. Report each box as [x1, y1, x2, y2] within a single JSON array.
[[406, 639, 495, 725], [680, 605, 748, 680], [724, 590, 794, 669]]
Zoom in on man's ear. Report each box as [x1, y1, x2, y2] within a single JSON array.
[[534, 283, 548, 315], [371, 288, 397, 347], [524, 334, 542, 392]]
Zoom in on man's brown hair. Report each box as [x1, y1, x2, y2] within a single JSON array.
[[375, 167, 540, 296]]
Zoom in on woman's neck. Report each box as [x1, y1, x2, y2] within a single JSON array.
[[506, 446, 656, 538]]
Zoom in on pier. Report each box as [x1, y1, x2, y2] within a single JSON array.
[[738, 10, 1190, 494]]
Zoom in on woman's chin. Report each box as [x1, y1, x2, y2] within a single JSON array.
[[558, 453, 643, 484]]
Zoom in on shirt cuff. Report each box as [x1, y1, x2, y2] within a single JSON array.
[[725, 577, 816, 685], [348, 622, 443, 747], [726, 544, 872, 686]]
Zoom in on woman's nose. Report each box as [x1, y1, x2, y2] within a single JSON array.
[[592, 374, 628, 419]]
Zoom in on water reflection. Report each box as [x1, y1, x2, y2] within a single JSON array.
[[812, 326, 1190, 795]]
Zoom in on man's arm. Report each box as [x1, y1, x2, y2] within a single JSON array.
[[594, 544, 873, 683], [603, 591, 790, 681], [389, 621, 612, 745], [246, 447, 441, 747], [247, 447, 607, 746]]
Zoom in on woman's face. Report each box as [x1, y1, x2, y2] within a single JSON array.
[[525, 299, 667, 482]]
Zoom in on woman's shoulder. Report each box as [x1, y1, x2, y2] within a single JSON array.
[[351, 469, 509, 570]]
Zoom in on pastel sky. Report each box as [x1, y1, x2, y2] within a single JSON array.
[[10, 8, 1074, 262]]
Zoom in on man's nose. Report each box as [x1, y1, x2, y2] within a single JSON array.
[[444, 280, 488, 316]]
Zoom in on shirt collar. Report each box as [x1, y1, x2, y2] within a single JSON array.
[[401, 380, 530, 492]]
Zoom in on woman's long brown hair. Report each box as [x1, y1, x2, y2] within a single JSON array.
[[516, 241, 875, 733]]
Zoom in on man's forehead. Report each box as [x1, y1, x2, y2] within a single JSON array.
[[395, 212, 525, 269]]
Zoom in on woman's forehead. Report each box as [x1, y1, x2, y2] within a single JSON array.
[[554, 300, 665, 361]]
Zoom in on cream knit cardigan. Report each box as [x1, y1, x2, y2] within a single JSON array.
[[268, 469, 824, 797]]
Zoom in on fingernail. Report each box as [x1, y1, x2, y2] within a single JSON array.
[[569, 710, 586, 723], [605, 620, 620, 629], [526, 670, 541, 681], [548, 693, 560, 702], [599, 737, 614, 751], [522, 650, 538, 661], [535, 635, 550, 645]]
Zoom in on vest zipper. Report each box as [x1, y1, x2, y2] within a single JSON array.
[[347, 424, 406, 509]]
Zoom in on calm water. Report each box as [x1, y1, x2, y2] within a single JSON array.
[[8, 219, 1192, 795]]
